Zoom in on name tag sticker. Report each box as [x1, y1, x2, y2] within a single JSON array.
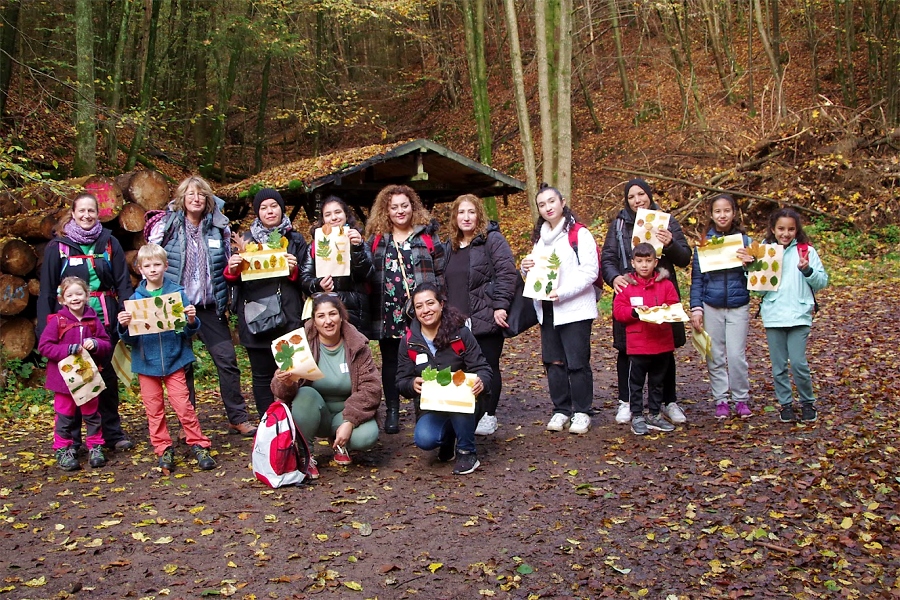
[[208, 239, 221, 249], [68, 257, 84, 267], [415, 353, 428, 365], [630, 296, 644, 307], [340, 362, 349, 374]]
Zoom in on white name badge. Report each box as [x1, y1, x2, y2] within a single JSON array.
[[208, 239, 221, 249], [630, 296, 644, 306], [68, 257, 84, 267], [340, 362, 349, 374], [415, 353, 429, 365]]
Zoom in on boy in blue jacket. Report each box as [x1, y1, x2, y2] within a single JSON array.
[[118, 244, 216, 471]]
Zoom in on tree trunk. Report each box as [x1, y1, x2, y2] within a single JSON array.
[[502, 0, 539, 221], [555, 0, 573, 200], [0, 274, 29, 315], [73, 0, 97, 176], [801, 0, 821, 96], [608, 0, 633, 107], [106, 0, 134, 166], [699, 0, 735, 103], [0, 0, 21, 122], [0, 316, 35, 359], [124, 250, 140, 276], [753, 0, 785, 117], [118, 203, 147, 233], [535, 0, 554, 184], [0, 238, 37, 276], [83, 176, 125, 223], [26, 278, 40, 297], [127, 169, 170, 210], [254, 52, 272, 175], [0, 212, 62, 240], [125, 0, 161, 171]]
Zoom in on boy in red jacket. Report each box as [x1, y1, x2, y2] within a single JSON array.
[[612, 243, 680, 435]]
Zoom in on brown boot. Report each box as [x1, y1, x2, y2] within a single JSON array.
[[228, 421, 257, 437]]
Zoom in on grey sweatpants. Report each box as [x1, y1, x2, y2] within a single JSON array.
[[703, 303, 750, 405]]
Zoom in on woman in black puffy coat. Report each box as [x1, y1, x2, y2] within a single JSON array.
[[299, 195, 373, 336], [442, 194, 518, 436]]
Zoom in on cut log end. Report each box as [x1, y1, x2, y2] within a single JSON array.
[[128, 170, 171, 211], [0, 316, 36, 360], [119, 202, 147, 233], [0, 238, 38, 276], [0, 274, 29, 316], [84, 176, 125, 223]]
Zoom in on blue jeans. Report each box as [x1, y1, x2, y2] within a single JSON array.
[[414, 411, 476, 454]]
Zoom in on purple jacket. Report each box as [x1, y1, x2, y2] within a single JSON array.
[[38, 306, 112, 395]]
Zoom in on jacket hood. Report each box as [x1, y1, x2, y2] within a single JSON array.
[[133, 278, 185, 299], [469, 221, 501, 246], [633, 267, 670, 285]]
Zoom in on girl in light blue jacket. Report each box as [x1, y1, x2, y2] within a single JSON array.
[[759, 208, 828, 424]]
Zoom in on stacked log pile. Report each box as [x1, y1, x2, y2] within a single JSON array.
[[0, 170, 170, 361]]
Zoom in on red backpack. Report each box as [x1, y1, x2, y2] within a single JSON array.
[[371, 233, 434, 255], [404, 327, 465, 361], [567, 222, 603, 292], [251, 400, 313, 488]]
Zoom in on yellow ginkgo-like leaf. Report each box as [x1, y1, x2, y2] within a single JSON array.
[[189, 506, 205, 515], [153, 536, 174, 544], [428, 562, 443, 573], [343, 581, 363, 591], [316, 534, 328, 541], [163, 564, 177, 575], [227, 561, 237, 568], [264, 514, 278, 523], [132, 532, 150, 542], [24, 576, 46, 587], [200, 528, 214, 536]]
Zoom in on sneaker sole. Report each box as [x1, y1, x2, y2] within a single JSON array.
[[453, 459, 480, 475], [646, 424, 675, 432], [475, 428, 496, 436], [546, 420, 569, 432], [630, 427, 647, 435], [568, 425, 590, 434]]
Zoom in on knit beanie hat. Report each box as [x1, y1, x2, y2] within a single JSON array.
[[253, 188, 285, 216], [624, 178, 654, 214], [270, 370, 299, 402]]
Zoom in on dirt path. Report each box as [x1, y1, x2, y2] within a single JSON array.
[[1, 281, 897, 598]]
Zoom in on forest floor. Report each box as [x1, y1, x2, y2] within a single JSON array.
[[1, 255, 899, 599]]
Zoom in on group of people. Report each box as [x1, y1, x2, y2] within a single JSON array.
[[36, 175, 828, 476]]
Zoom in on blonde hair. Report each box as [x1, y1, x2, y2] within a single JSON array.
[[172, 176, 216, 216], [137, 243, 168, 265], [54, 192, 100, 235], [364, 184, 432, 237], [447, 194, 489, 251], [58, 276, 90, 299]]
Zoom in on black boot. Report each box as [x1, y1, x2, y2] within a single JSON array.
[[384, 399, 400, 434]]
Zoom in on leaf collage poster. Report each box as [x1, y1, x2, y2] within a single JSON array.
[[58, 349, 106, 406], [271, 327, 324, 382], [632, 208, 671, 257], [125, 293, 187, 336], [522, 249, 560, 301], [314, 225, 351, 278]]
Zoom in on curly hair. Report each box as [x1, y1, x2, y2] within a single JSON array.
[[364, 184, 432, 237], [447, 194, 489, 251], [411, 282, 466, 351], [764, 207, 810, 245], [309, 195, 362, 238], [530, 183, 577, 244], [172, 176, 216, 216]]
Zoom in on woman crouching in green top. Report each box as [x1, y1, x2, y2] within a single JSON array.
[[280, 294, 382, 479]]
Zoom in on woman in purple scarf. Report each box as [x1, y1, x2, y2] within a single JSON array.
[[37, 192, 135, 451]]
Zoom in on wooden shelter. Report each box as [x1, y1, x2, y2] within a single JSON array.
[[216, 139, 526, 221]]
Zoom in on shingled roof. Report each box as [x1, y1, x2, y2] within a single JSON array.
[[216, 138, 526, 220]]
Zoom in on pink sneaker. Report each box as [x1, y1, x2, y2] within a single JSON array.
[[305, 458, 319, 480], [734, 402, 752, 419], [715, 403, 731, 419]]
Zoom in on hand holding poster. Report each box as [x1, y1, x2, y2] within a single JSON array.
[[271, 327, 324, 382], [125, 293, 186, 336], [314, 225, 351, 278], [635, 303, 690, 324], [522, 250, 560, 301], [633, 209, 671, 257], [58, 349, 106, 406]]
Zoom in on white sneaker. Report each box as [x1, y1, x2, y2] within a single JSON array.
[[615, 402, 632, 424], [568, 412, 591, 434], [546, 413, 570, 432], [475, 414, 498, 436], [661, 402, 687, 424]]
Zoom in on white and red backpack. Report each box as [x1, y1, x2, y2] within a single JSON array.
[[251, 400, 312, 488]]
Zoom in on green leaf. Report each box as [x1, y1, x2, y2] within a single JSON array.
[[200, 590, 222, 597], [154, 296, 164, 307], [274, 343, 296, 371], [436, 366, 452, 386], [422, 366, 438, 382], [516, 563, 534, 575], [824, 580, 841, 592], [533, 280, 542, 292]]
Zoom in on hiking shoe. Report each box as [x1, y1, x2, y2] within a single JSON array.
[[546, 413, 570, 432], [661, 402, 687, 424], [800, 403, 818, 423], [452, 451, 480, 475], [158, 446, 175, 471], [631, 416, 648, 436], [568, 412, 591, 435], [475, 414, 498, 436], [615, 402, 632, 424], [192, 445, 216, 470], [779, 405, 795, 422], [228, 421, 257, 437], [333, 445, 352, 466], [56, 447, 80, 471], [715, 403, 731, 420], [306, 458, 319, 480], [437, 436, 456, 462], [88, 446, 106, 468], [114, 438, 135, 451], [646, 413, 675, 432], [735, 402, 752, 419]]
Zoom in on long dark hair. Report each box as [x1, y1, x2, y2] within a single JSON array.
[[530, 183, 577, 244], [764, 207, 810, 245], [311, 293, 350, 326], [704, 193, 746, 235], [309, 195, 362, 238], [411, 282, 466, 351]]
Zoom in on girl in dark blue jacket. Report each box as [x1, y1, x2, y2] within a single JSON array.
[[689, 194, 754, 419]]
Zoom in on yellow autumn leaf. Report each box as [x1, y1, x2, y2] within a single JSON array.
[[343, 581, 363, 591], [200, 528, 214, 536], [95, 519, 121, 529], [316, 534, 328, 541], [132, 532, 150, 542], [864, 542, 883, 550], [154, 536, 174, 544], [24, 576, 46, 587], [163, 564, 177, 575], [718, 459, 732, 469], [428, 562, 443, 573], [479, 591, 496, 597], [840, 517, 853, 529], [85, 538, 103, 547], [264, 514, 278, 523], [237, 512, 251, 520], [567, 469, 578, 476], [189, 506, 205, 515], [227, 561, 237, 568]]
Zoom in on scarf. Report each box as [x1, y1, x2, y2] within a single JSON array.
[[539, 216, 568, 247], [63, 218, 103, 246], [249, 215, 292, 245], [182, 219, 212, 305]]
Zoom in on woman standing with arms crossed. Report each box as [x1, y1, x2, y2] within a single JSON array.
[[443, 194, 518, 436], [365, 184, 444, 434], [225, 188, 307, 418], [299, 195, 373, 335], [37, 192, 134, 451], [521, 185, 599, 435], [148, 176, 256, 436], [601, 178, 692, 426]]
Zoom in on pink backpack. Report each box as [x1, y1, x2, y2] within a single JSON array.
[[251, 400, 312, 488]]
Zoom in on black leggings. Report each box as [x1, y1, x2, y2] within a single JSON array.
[[475, 333, 505, 416], [379, 337, 402, 407]]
